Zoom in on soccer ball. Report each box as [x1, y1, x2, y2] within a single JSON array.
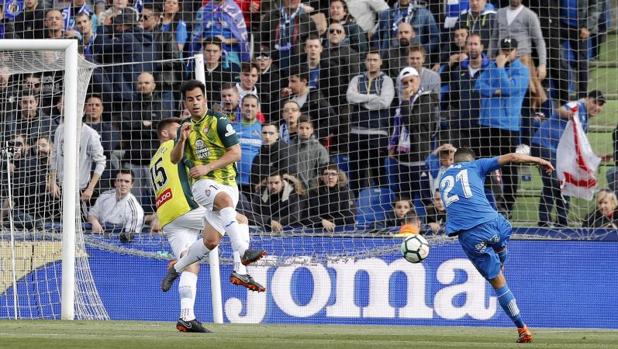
[[400, 234, 430, 263]]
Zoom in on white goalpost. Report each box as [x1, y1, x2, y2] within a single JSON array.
[[0, 39, 107, 320]]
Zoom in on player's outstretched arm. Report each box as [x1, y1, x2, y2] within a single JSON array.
[[170, 123, 190, 164], [498, 153, 555, 174]]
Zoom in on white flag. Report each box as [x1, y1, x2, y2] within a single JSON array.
[[556, 107, 601, 200]]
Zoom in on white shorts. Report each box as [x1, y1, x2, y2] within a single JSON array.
[[191, 178, 239, 234], [162, 206, 207, 258]]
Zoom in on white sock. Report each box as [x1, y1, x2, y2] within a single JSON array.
[[220, 207, 249, 256], [233, 250, 247, 275], [178, 271, 197, 321], [174, 239, 210, 272]]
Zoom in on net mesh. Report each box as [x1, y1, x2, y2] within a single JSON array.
[[0, 0, 617, 316], [0, 49, 107, 319]]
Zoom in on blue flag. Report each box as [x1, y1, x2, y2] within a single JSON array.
[[3, 0, 24, 20]]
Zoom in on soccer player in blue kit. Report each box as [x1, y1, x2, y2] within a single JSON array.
[[439, 148, 554, 343]]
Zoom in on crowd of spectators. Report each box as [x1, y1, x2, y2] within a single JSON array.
[[0, 0, 615, 236]]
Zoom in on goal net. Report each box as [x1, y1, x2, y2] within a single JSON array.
[[0, 0, 616, 320], [0, 46, 108, 320]]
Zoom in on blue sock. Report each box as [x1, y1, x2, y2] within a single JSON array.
[[496, 285, 525, 328]]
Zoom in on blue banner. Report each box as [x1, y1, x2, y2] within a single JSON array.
[[2, 237, 617, 328]]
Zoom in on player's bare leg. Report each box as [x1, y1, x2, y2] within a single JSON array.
[[490, 272, 533, 343]]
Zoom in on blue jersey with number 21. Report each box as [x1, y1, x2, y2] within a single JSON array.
[[440, 157, 501, 236]]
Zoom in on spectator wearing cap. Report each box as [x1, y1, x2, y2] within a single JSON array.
[[388, 66, 437, 209], [475, 36, 529, 217], [346, 50, 394, 192], [488, 0, 547, 115], [530, 90, 607, 227]]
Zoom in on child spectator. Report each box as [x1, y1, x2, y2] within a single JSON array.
[[398, 210, 421, 235], [386, 196, 412, 227], [429, 143, 456, 193], [582, 189, 618, 228], [294, 115, 329, 190], [425, 189, 446, 234]]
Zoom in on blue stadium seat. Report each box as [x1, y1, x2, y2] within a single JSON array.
[[355, 186, 396, 230]]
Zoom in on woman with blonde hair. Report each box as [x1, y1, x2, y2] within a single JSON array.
[[583, 189, 618, 228]]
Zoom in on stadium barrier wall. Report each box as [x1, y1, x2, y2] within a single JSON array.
[[2, 233, 617, 328]]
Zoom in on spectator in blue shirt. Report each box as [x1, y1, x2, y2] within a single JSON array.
[[475, 37, 528, 217], [233, 94, 263, 194]]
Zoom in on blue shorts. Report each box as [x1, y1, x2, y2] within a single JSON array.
[[457, 215, 512, 280]]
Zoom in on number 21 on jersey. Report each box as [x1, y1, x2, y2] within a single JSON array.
[[440, 169, 473, 207]]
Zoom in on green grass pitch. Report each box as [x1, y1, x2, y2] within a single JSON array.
[[1, 321, 617, 349]]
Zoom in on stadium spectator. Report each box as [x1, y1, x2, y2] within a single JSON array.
[[302, 35, 328, 92], [293, 115, 329, 190], [429, 143, 456, 193], [488, 0, 547, 114], [233, 0, 260, 31], [327, 0, 368, 55], [558, 0, 602, 100], [252, 172, 305, 233], [476, 37, 529, 217], [74, 12, 96, 60], [94, 8, 159, 105], [323, 22, 360, 97], [608, 124, 618, 194], [385, 196, 412, 227], [120, 71, 175, 210], [305, 163, 355, 231], [280, 65, 335, 143], [160, 0, 189, 52], [62, 0, 95, 34], [279, 100, 301, 143], [236, 62, 261, 103], [344, 0, 388, 35], [97, 0, 138, 26], [254, 46, 280, 119], [233, 94, 263, 194], [440, 33, 489, 149], [531, 90, 606, 227], [384, 22, 418, 79], [583, 189, 618, 228], [49, 120, 106, 206], [5, 92, 53, 146], [375, 0, 439, 60], [250, 123, 298, 189], [434, 24, 468, 72], [346, 51, 394, 191], [202, 38, 239, 104], [83, 94, 119, 190], [139, 3, 181, 107], [454, 0, 495, 49], [11, 0, 46, 39], [217, 83, 241, 122], [87, 169, 144, 242], [425, 189, 446, 234], [388, 67, 437, 209], [190, 0, 249, 66], [1, 135, 58, 229], [44, 8, 79, 40], [527, 0, 569, 106], [406, 44, 440, 96], [397, 210, 422, 235], [259, 0, 317, 69]]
